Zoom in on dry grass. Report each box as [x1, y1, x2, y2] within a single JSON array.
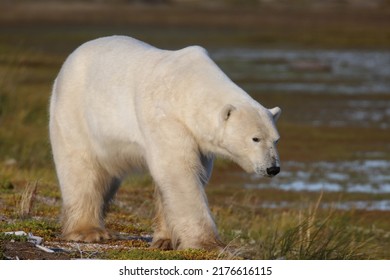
[[19, 181, 38, 217]]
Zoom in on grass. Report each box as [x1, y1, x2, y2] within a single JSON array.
[[211, 188, 389, 259], [1, 2, 390, 259], [1, 178, 388, 259], [255, 196, 379, 260]]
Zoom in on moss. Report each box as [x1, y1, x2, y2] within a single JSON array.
[[104, 248, 225, 260], [0, 232, 29, 243], [0, 219, 61, 241]]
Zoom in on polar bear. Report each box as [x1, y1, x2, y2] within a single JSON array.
[[49, 36, 281, 250]]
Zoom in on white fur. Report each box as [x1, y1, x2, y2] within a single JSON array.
[[49, 36, 281, 249]]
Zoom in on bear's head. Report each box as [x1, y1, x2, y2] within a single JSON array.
[[217, 104, 281, 177]]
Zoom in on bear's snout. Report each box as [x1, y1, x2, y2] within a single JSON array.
[[266, 166, 280, 177]]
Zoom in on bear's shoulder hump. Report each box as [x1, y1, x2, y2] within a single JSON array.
[[176, 45, 209, 59]]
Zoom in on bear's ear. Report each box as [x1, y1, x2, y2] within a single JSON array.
[[221, 104, 236, 122], [269, 107, 282, 122]]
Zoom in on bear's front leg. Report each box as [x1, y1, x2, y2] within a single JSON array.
[[150, 163, 223, 250], [145, 123, 224, 250]]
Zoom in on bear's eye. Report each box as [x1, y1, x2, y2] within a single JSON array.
[[252, 137, 260, 143]]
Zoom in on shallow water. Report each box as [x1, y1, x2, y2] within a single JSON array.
[[258, 199, 390, 211], [243, 160, 390, 211], [247, 160, 390, 194]]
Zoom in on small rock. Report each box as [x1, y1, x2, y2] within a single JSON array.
[[5, 231, 27, 237], [28, 233, 43, 245]]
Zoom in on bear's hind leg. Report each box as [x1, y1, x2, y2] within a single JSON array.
[[58, 155, 116, 242]]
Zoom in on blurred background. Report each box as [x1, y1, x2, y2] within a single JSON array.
[[0, 0, 389, 259]]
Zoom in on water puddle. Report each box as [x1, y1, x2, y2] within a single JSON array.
[[245, 160, 390, 211], [259, 200, 390, 211], [247, 160, 390, 194]]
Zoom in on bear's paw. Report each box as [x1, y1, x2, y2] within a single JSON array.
[[63, 227, 114, 242], [150, 238, 173, 250]]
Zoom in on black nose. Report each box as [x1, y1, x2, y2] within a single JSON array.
[[267, 166, 280, 176]]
